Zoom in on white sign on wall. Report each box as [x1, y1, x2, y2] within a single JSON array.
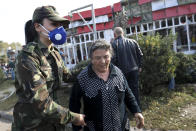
[[165, 0, 178, 8], [152, 0, 178, 11]]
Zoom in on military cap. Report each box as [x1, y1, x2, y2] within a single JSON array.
[[32, 5, 70, 28]]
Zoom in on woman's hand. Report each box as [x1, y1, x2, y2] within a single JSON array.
[[134, 113, 144, 129], [72, 114, 86, 126]]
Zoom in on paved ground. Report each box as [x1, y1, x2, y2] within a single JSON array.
[[0, 118, 11, 131], [0, 109, 12, 131]]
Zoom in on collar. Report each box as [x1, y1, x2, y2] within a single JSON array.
[[37, 39, 54, 57], [87, 63, 118, 79], [115, 35, 123, 40]]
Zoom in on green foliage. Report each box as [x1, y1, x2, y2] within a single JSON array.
[[9, 42, 22, 50], [175, 53, 196, 84], [136, 33, 178, 94], [0, 55, 8, 63], [70, 60, 90, 79], [0, 41, 9, 49]]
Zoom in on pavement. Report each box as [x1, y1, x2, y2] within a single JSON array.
[[0, 109, 12, 131]]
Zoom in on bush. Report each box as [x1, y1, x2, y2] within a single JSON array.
[[70, 60, 90, 79], [175, 53, 196, 84], [136, 33, 178, 94]]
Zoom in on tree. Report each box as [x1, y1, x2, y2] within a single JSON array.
[[9, 42, 22, 50]]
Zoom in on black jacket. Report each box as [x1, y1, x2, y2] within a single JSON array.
[[69, 64, 141, 131], [111, 36, 143, 74]]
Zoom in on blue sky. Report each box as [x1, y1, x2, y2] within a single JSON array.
[[0, 0, 120, 45]]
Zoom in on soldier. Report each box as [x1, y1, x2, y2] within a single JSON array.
[[12, 5, 86, 131]]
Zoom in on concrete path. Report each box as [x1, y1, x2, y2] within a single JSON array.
[[0, 109, 12, 131], [0, 118, 11, 131]]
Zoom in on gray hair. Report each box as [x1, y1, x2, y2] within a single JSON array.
[[89, 39, 113, 59], [114, 27, 124, 37]]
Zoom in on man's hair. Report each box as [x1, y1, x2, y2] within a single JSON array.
[[89, 39, 113, 59], [114, 27, 124, 37]]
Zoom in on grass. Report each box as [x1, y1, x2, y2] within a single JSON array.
[[130, 84, 196, 130], [0, 79, 14, 91]]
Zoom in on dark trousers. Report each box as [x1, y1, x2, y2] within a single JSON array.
[[125, 70, 140, 106]]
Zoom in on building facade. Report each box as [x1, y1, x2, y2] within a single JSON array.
[[122, 0, 196, 54], [57, 0, 196, 69]]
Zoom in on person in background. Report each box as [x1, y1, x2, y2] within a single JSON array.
[[111, 27, 143, 106], [69, 39, 144, 131], [59, 48, 66, 64], [12, 5, 86, 131]]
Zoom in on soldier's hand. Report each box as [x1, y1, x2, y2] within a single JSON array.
[[134, 113, 144, 129], [72, 114, 86, 126]]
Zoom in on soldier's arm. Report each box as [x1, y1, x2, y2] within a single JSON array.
[[16, 56, 83, 125]]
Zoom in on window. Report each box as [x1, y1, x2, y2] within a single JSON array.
[[90, 33, 94, 41], [100, 32, 104, 39], [161, 20, 166, 28], [194, 14, 196, 22], [136, 25, 140, 32], [167, 18, 173, 26], [97, 32, 99, 39], [174, 17, 179, 25], [188, 15, 193, 23], [75, 36, 80, 43], [189, 24, 196, 50], [155, 21, 160, 29], [81, 35, 84, 42], [126, 27, 131, 34], [149, 22, 153, 30], [180, 16, 186, 24], [143, 24, 147, 31], [86, 34, 89, 41], [131, 26, 136, 33]]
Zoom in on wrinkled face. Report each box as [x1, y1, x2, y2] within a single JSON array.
[[91, 49, 111, 73]]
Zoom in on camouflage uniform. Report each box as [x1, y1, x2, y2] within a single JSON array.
[[12, 40, 77, 131]]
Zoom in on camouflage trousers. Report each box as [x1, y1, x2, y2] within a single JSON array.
[[11, 102, 71, 131], [12, 121, 67, 131]]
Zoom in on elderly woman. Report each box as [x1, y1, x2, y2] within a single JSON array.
[[69, 39, 144, 131]]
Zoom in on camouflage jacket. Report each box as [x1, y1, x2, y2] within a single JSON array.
[[13, 41, 77, 129]]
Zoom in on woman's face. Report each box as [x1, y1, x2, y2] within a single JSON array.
[[91, 49, 111, 73], [35, 18, 62, 44]]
